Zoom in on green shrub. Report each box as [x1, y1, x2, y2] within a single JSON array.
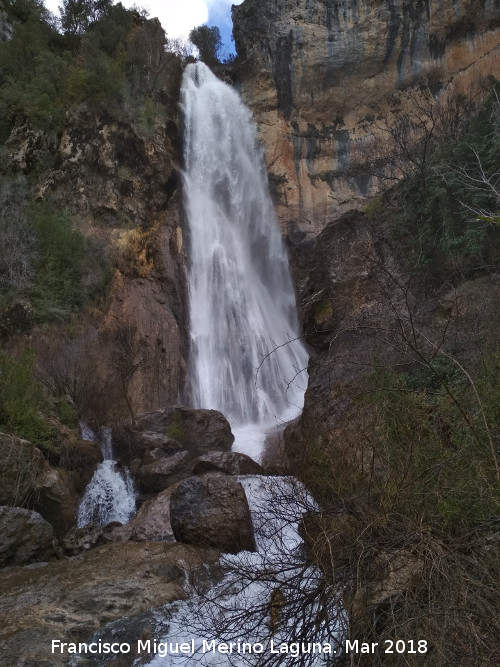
[[368, 357, 499, 535], [0, 348, 56, 452], [28, 204, 87, 321], [391, 83, 500, 286]]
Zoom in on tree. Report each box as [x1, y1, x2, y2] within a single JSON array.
[[189, 24, 221, 68], [59, 0, 112, 35]]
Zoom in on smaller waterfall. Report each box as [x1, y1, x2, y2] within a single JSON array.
[[77, 425, 136, 527]]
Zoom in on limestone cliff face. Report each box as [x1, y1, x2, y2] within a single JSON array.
[[6, 91, 187, 416], [233, 0, 500, 236]]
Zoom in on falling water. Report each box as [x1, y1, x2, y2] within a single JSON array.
[[77, 425, 136, 527], [183, 62, 308, 457], [79, 66, 336, 667]]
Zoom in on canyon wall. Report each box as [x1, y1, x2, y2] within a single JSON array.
[[233, 0, 500, 237], [5, 89, 187, 417]]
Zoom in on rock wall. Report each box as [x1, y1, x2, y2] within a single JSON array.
[[5, 86, 188, 416], [0, 1, 12, 42], [233, 0, 500, 236]]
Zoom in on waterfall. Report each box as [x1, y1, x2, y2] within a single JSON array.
[[78, 66, 339, 666], [182, 62, 308, 458], [77, 425, 136, 527]]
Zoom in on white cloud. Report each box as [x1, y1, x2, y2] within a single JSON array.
[[135, 0, 208, 39], [43, 0, 243, 40]]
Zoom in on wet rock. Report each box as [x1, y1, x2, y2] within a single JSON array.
[[0, 541, 217, 665], [170, 473, 256, 554], [136, 450, 194, 494], [192, 451, 264, 476], [34, 468, 79, 537], [0, 506, 58, 568], [113, 406, 234, 467], [127, 487, 176, 542], [62, 522, 128, 556]]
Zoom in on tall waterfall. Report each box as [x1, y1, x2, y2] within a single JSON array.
[[182, 63, 308, 453]]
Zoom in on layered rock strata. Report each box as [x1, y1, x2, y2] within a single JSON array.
[[233, 0, 500, 236]]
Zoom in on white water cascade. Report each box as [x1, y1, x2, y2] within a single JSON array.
[[183, 62, 309, 459], [81, 65, 340, 667], [77, 425, 136, 527]]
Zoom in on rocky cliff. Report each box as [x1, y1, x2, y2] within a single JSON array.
[[233, 0, 500, 236], [5, 86, 187, 417]]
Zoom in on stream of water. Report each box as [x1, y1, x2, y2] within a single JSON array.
[[77, 425, 136, 527]]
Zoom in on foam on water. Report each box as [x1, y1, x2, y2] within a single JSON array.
[[77, 424, 136, 527]]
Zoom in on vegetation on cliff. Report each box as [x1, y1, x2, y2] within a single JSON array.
[[286, 83, 500, 666], [0, 0, 187, 456]]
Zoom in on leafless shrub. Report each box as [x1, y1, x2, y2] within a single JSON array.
[[0, 175, 36, 291]]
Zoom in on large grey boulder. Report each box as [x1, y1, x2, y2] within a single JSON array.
[[136, 450, 194, 494], [0, 506, 58, 568], [113, 407, 234, 468], [192, 451, 264, 476], [170, 473, 256, 554], [127, 486, 176, 542], [33, 468, 78, 537]]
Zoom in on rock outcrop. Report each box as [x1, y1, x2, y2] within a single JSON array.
[[127, 487, 176, 543], [286, 207, 500, 481], [5, 60, 187, 418], [170, 473, 257, 554], [192, 451, 264, 476], [113, 407, 234, 468], [33, 468, 79, 537], [0, 507, 58, 567], [0, 541, 218, 665], [0, 432, 79, 535], [233, 0, 500, 236], [137, 450, 194, 494], [62, 522, 128, 556]]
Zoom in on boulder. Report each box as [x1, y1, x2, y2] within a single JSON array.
[[170, 473, 256, 554], [136, 450, 194, 494], [57, 430, 103, 495], [0, 506, 58, 568], [0, 432, 79, 535], [192, 451, 264, 476], [62, 522, 128, 556], [127, 487, 176, 542], [112, 426, 183, 469], [113, 407, 234, 467], [34, 468, 79, 536], [0, 432, 49, 507]]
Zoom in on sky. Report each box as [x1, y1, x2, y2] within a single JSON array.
[[43, 0, 244, 54]]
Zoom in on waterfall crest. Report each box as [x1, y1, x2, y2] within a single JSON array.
[[182, 62, 308, 438]]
